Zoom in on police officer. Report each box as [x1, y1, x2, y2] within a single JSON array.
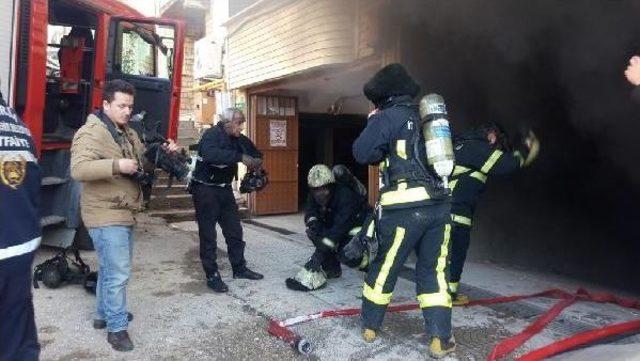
[[0, 80, 41, 361], [286, 164, 370, 291], [448, 123, 539, 304], [353, 64, 455, 359], [191, 108, 264, 293]]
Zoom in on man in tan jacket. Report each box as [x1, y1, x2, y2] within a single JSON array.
[[71, 79, 177, 352]]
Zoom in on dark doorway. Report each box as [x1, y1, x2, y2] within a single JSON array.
[[298, 113, 367, 207]]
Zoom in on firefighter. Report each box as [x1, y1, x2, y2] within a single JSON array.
[[0, 81, 41, 361], [285, 164, 370, 291], [352, 64, 455, 359], [191, 108, 264, 294], [448, 123, 539, 305]]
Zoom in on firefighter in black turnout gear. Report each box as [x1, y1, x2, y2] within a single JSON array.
[[353, 64, 455, 359], [191, 108, 264, 293], [0, 85, 41, 361], [449, 123, 539, 305], [286, 164, 370, 291]]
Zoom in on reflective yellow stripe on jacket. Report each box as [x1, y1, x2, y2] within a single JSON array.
[[480, 150, 503, 173], [379, 182, 430, 206]]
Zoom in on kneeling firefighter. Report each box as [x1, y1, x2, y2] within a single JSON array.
[[285, 164, 370, 291], [353, 64, 456, 358], [448, 123, 539, 305]]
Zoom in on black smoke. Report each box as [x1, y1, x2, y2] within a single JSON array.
[[395, 0, 640, 292]]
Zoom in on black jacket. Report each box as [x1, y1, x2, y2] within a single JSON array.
[[450, 131, 525, 219], [193, 125, 261, 185], [0, 95, 41, 274], [353, 95, 446, 208], [305, 183, 369, 244]]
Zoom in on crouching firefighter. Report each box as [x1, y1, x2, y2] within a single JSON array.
[[286, 164, 370, 291], [448, 123, 539, 305], [353, 64, 455, 359]]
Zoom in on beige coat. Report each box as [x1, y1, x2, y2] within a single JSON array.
[[70, 114, 147, 228]]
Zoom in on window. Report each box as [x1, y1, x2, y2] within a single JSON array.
[[115, 22, 175, 79]]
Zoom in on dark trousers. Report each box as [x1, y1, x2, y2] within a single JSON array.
[[361, 203, 453, 339], [192, 183, 246, 278], [0, 272, 39, 361], [449, 223, 471, 284]]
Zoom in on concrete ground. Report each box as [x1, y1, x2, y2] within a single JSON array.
[[33, 213, 640, 360]]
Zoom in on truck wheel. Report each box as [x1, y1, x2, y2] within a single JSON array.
[[73, 225, 94, 251]]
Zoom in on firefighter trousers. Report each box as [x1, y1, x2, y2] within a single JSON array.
[[361, 202, 453, 338], [449, 223, 471, 292]]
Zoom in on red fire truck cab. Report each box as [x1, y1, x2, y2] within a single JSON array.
[[9, 0, 185, 248]]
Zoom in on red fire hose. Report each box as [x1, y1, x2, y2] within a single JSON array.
[[266, 288, 640, 360]]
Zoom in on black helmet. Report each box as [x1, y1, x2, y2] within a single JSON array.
[[240, 168, 269, 194]]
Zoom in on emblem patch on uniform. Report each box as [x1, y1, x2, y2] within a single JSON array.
[[455, 143, 464, 150], [0, 156, 27, 189]]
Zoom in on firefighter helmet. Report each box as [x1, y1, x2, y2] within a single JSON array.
[[307, 164, 335, 188]]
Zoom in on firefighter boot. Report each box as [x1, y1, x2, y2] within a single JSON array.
[[428, 336, 456, 359], [362, 328, 377, 342], [452, 293, 470, 306]]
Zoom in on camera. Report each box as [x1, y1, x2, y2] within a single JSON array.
[[239, 168, 269, 193], [127, 168, 155, 186], [144, 142, 190, 181], [33, 249, 91, 290]]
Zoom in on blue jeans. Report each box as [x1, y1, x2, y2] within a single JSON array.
[[89, 226, 134, 332]]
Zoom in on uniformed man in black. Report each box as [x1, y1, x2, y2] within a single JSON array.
[[191, 108, 264, 293], [448, 123, 539, 304], [0, 81, 41, 361], [352, 64, 455, 359]]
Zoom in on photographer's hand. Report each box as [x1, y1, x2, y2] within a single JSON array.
[[242, 154, 261, 170], [162, 139, 180, 154], [118, 159, 139, 175]]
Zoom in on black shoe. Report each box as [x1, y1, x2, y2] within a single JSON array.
[[93, 312, 134, 330], [107, 330, 134, 352], [233, 268, 264, 280], [206, 273, 228, 293]]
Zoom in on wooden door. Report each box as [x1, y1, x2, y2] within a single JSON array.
[[248, 95, 299, 215]]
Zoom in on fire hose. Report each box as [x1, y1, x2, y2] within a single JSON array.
[[266, 288, 640, 360]]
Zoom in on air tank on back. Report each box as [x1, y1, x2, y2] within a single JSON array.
[[419, 93, 454, 188]]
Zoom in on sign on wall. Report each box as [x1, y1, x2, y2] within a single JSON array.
[[269, 120, 287, 147]]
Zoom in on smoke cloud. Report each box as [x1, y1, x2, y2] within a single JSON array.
[[392, 0, 640, 292]]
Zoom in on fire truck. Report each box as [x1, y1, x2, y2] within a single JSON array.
[[0, 0, 185, 249]]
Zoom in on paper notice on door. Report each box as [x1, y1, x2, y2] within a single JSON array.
[[269, 120, 287, 147]]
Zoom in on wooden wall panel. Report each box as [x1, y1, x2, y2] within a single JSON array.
[[226, 0, 357, 89]]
